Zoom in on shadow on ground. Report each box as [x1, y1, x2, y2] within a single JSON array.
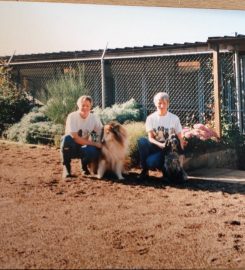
[[86, 171, 245, 195]]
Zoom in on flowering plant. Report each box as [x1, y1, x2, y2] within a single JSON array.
[[183, 123, 218, 141], [182, 123, 224, 155]]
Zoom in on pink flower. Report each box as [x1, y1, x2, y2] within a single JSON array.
[[183, 127, 191, 132], [183, 131, 193, 139], [193, 123, 205, 130], [184, 123, 219, 142]]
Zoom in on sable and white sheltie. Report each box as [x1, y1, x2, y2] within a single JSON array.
[[97, 121, 128, 180]]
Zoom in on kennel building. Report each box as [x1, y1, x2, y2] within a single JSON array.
[[2, 34, 245, 136]]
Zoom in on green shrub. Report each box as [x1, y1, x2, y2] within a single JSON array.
[[221, 110, 244, 148], [0, 62, 32, 134], [220, 110, 245, 169], [184, 136, 225, 156], [44, 68, 88, 124], [4, 107, 64, 145], [93, 98, 143, 124]]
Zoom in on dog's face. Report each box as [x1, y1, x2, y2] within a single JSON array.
[[165, 134, 180, 153], [102, 121, 127, 146]]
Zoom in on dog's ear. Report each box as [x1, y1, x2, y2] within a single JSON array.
[[164, 138, 171, 151], [112, 124, 120, 134], [100, 126, 105, 142], [164, 129, 169, 140], [111, 123, 125, 144], [173, 136, 183, 153], [113, 125, 122, 141]]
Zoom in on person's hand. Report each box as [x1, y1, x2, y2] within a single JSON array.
[[158, 142, 166, 149]]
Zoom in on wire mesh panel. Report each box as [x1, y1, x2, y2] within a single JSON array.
[[108, 54, 214, 125], [220, 53, 237, 125], [239, 54, 245, 133], [13, 60, 102, 107]]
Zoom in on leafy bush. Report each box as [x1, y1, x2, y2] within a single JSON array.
[[221, 110, 244, 148], [0, 61, 32, 134], [93, 98, 143, 124], [44, 68, 88, 124], [184, 136, 225, 156], [4, 107, 64, 145], [221, 110, 245, 169]]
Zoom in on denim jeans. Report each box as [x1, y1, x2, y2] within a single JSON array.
[[60, 135, 100, 169], [137, 137, 165, 171]]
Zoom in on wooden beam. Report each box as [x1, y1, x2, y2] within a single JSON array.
[[2, 0, 245, 10], [212, 45, 222, 138]]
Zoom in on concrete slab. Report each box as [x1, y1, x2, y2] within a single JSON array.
[[188, 168, 245, 184]]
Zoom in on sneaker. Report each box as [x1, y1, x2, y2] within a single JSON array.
[[182, 170, 188, 182], [81, 167, 90, 176], [137, 169, 148, 181], [81, 162, 90, 176], [62, 165, 72, 178]]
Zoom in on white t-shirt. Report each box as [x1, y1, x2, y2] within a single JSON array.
[[145, 111, 182, 142], [65, 111, 103, 137]]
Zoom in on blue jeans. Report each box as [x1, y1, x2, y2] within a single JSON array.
[[60, 135, 100, 169], [137, 137, 165, 171]]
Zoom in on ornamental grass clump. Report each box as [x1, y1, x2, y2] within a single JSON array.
[[44, 67, 88, 124], [124, 121, 146, 167]]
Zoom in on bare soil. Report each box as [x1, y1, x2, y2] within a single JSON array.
[[0, 140, 244, 269]]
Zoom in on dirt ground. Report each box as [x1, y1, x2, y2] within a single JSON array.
[[0, 140, 244, 269]]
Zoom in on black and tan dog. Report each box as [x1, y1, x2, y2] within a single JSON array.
[[163, 134, 187, 183]]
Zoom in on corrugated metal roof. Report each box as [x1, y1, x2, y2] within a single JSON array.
[[1, 34, 244, 63], [208, 34, 245, 42], [1, 40, 208, 62]]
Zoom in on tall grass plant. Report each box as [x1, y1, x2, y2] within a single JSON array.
[[44, 67, 88, 124]]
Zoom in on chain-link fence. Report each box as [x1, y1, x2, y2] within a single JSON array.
[[107, 54, 213, 125], [220, 52, 245, 132], [12, 60, 102, 107], [9, 51, 245, 132]]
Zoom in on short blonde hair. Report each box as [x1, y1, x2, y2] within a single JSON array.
[[153, 92, 169, 106], [76, 95, 93, 109]]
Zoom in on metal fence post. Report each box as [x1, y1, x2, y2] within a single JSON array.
[[101, 43, 108, 109], [234, 50, 242, 133]]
